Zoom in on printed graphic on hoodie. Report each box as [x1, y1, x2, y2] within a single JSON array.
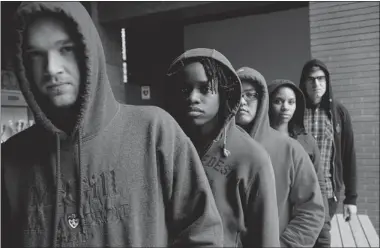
[[202, 153, 234, 176]]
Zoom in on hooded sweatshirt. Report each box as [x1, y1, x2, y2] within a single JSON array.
[[267, 79, 326, 196], [267, 79, 331, 246], [299, 59, 357, 205], [166, 48, 280, 247], [2, 2, 223, 247], [236, 67, 324, 247]]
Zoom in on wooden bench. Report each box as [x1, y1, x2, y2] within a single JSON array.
[[331, 214, 379, 247]]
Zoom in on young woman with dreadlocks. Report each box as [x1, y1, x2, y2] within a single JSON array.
[[165, 48, 280, 247]]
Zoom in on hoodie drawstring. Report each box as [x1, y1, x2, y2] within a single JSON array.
[[52, 133, 61, 248], [52, 130, 84, 247], [77, 129, 84, 235], [222, 127, 230, 157]]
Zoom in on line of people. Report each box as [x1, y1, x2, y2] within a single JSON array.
[[2, 2, 357, 247]]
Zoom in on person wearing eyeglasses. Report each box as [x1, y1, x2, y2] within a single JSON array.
[[267, 79, 330, 248], [236, 67, 324, 247], [299, 59, 358, 243]]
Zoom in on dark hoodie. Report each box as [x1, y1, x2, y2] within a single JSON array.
[[299, 59, 357, 206], [2, 2, 223, 247], [166, 48, 280, 247], [236, 67, 324, 247]]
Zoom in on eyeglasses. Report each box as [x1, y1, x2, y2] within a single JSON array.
[[242, 91, 259, 102], [306, 76, 326, 82]]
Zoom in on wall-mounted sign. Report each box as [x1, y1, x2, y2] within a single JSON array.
[[1, 90, 28, 107], [141, 86, 151, 100]]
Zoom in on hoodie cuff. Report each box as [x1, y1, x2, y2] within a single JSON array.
[[343, 195, 357, 205]]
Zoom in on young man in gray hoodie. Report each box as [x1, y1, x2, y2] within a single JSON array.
[[2, 2, 223, 247]]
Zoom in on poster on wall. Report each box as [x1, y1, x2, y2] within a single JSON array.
[[141, 86, 151, 100]]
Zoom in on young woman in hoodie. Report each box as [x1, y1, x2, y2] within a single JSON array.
[[165, 48, 280, 247], [267, 79, 331, 248], [235, 67, 325, 247]]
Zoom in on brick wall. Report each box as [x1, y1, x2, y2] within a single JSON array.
[[309, 1, 380, 234]]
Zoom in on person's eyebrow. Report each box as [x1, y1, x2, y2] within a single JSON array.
[[57, 39, 75, 46], [25, 39, 75, 52], [24, 46, 43, 54], [193, 79, 210, 85]]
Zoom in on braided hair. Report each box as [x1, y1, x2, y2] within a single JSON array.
[[167, 57, 237, 115], [197, 57, 230, 94]]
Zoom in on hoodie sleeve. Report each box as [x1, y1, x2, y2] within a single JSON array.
[[157, 113, 223, 247], [280, 144, 325, 248], [244, 153, 280, 247], [338, 103, 358, 205], [1, 165, 12, 248]]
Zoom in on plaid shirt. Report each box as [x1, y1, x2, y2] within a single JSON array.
[[304, 107, 334, 199]]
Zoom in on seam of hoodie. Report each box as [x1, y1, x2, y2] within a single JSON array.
[[81, 103, 121, 143], [244, 165, 260, 202], [83, 109, 125, 200]]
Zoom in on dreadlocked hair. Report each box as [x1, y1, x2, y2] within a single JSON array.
[[198, 57, 229, 94], [167, 57, 237, 114]]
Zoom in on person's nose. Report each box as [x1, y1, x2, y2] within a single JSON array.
[[46, 51, 64, 76], [240, 96, 247, 106], [188, 89, 201, 104], [311, 78, 320, 88], [281, 103, 289, 111]]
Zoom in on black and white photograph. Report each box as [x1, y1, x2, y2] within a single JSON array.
[[1, 1, 379, 247]]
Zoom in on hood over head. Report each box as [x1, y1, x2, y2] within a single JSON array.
[[167, 48, 241, 125], [267, 79, 306, 137], [13, 1, 118, 140], [12, 2, 120, 245], [166, 48, 241, 157], [236, 67, 270, 142], [299, 59, 333, 110]]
